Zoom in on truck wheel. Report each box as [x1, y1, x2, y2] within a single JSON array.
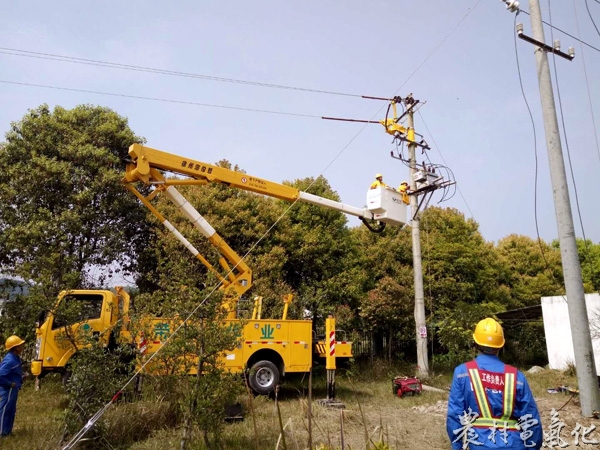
[[248, 360, 279, 395]]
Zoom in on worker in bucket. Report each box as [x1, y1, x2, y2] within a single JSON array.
[[370, 173, 387, 189], [0, 335, 26, 437], [446, 318, 542, 449], [398, 181, 410, 205]]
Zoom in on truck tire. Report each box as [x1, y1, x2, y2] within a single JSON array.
[[248, 360, 279, 395]]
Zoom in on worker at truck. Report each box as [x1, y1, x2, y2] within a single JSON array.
[[0, 335, 26, 437], [370, 173, 387, 189], [446, 318, 542, 449]]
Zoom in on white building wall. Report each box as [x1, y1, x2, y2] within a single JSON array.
[[541, 293, 600, 371]]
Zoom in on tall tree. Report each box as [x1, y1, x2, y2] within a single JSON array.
[[496, 234, 563, 309], [0, 104, 150, 292], [575, 238, 600, 293], [420, 207, 507, 310]]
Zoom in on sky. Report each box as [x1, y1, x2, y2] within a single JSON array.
[[1, 0, 599, 245]]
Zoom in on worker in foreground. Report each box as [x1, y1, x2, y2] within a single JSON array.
[[446, 318, 542, 449], [0, 335, 26, 437], [370, 173, 387, 189]]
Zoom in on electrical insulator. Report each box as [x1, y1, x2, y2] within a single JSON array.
[[516, 23, 524, 35]]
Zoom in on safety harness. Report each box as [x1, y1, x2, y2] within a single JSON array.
[[465, 360, 519, 430]]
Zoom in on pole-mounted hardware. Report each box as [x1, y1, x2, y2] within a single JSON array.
[[516, 23, 575, 61]]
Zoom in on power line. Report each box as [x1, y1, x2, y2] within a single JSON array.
[[416, 110, 473, 218], [548, 0, 599, 292], [574, 0, 600, 167], [61, 0, 485, 445], [513, 12, 565, 299], [0, 47, 364, 98], [584, 0, 600, 38], [516, 8, 600, 53], [0, 80, 321, 118]]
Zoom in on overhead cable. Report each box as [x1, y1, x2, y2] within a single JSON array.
[[516, 9, 600, 53], [548, 0, 599, 292], [573, 0, 600, 167], [62, 1, 485, 447], [584, 0, 600, 38], [0, 80, 320, 118], [513, 11, 564, 298], [0, 47, 363, 98]]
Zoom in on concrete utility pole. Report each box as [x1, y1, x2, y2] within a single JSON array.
[[528, 0, 600, 416], [406, 102, 429, 378]]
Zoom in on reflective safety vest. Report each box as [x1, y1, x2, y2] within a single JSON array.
[[465, 360, 519, 430]]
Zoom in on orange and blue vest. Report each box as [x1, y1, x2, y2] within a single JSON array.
[[446, 354, 543, 449]]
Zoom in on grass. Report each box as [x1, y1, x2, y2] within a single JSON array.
[[3, 360, 595, 449]]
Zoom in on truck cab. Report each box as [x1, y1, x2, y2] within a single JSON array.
[[32, 287, 130, 378]]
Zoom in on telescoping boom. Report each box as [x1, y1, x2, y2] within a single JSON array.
[[124, 143, 408, 318]]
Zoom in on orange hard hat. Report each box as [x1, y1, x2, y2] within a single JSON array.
[[5, 335, 25, 351], [473, 318, 505, 348]]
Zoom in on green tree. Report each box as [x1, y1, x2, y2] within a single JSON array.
[[496, 234, 563, 309], [274, 176, 358, 320], [418, 208, 509, 361], [576, 238, 600, 292], [134, 237, 243, 449], [420, 207, 507, 310], [359, 275, 412, 360], [0, 104, 150, 292]]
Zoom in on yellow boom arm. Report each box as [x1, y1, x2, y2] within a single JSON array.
[[124, 144, 407, 318]]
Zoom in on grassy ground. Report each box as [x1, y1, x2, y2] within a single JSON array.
[[4, 362, 600, 449]]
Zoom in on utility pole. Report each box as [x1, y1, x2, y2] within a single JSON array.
[[406, 98, 429, 378], [526, 0, 600, 416]]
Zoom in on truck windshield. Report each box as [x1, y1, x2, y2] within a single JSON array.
[[52, 294, 104, 329]]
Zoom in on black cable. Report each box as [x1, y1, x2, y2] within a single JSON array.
[[585, 0, 600, 38], [0, 47, 363, 98], [548, 1, 600, 292], [517, 9, 600, 53], [573, 0, 600, 180], [0, 80, 321, 118], [513, 12, 562, 295]]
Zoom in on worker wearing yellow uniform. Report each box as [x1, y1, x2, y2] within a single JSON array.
[[398, 181, 409, 204], [370, 174, 387, 189]]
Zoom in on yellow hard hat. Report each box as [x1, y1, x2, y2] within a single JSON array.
[[5, 335, 25, 351], [375, 173, 383, 179], [473, 318, 504, 348]]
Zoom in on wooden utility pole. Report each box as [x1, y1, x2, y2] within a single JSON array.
[[524, 0, 600, 416], [406, 98, 429, 378]]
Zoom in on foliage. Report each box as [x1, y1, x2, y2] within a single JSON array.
[[273, 176, 358, 320], [420, 207, 508, 310], [502, 321, 548, 367], [134, 242, 244, 449], [359, 276, 413, 360], [0, 104, 150, 291], [575, 238, 600, 292], [60, 316, 137, 447], [434, 301, 505, 358], [496, 234, 563, 309]]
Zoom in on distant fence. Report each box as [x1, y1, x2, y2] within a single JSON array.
[[315, 327, 404, 360]]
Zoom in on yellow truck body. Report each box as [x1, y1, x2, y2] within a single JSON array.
[[32, 288, 352, 394]]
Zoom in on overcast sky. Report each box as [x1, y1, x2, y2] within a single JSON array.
[[1, 0, 599, 244]]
